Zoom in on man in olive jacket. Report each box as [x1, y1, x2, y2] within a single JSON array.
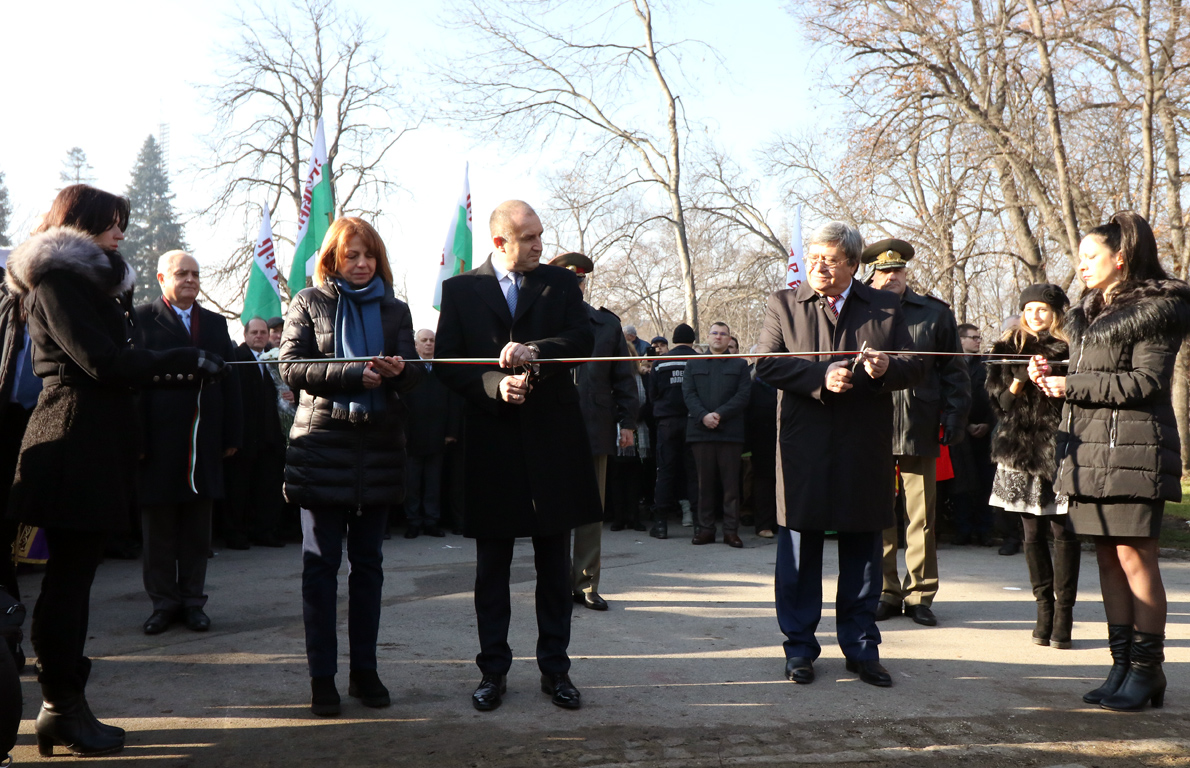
[[435, 200, 600, 713], [683, 321, 751, 547], [866, 240, 970, 627], [549, 252, 638, 612], [755, 222, 926, 689]]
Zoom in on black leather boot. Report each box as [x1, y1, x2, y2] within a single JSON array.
[[1100, 631, 1166, 711], [77, 655, 125, 739], [1083, 624, 1132, 704], [36, 696, 124, 757], [1023, 541, 1054, 646], [1050, 539, 1081, 649]]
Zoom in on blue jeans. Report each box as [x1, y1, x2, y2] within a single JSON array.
[[774, 527, 882, 662], [301, 506, 388, 678]]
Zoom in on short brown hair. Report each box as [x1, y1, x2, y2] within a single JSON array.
[[38, 184, 130, 238], [313, 217, 393, 287]]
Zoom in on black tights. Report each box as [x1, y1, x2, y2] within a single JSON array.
[[32, 528, 107, 701], [1020, 514, 1076, 545]]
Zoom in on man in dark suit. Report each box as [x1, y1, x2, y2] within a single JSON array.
[[435, 200, 601, 713], [136, 250, 241, 635], [755, 221, 925, 688], [222, 316, 286, 549], [402, 328, 460, 539], [548, 251, 638, 611]]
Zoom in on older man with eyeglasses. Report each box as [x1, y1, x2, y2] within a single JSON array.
[[755, 221, 926, 688]]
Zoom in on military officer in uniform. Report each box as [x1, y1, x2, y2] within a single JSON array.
[[865, 239, 970, 627], [548, 252, 639, 611]]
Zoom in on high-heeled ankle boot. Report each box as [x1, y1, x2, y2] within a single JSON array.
[[1083, 624, 1132, 704], [36, 696, 124, 757], [1022, 541, 1054, 646], [1100, 631, 1166, 711], [77, 655, 125, 739], [1050, 539, 1080, 649]]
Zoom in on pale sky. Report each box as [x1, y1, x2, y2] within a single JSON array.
[[0, 0, 820, 340]]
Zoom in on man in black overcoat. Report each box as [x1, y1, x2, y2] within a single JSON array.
[[548, 251, 638, 612], [136, 251, 241, 635], [755, 221, 925, 689], [222, 317, 285, 549], [435, 200, 600, 713], [402, 328, 461, 539]]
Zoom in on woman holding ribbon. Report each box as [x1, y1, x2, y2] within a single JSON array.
[[1032, 211, 1190, 711], [280, 217, 422, 716]]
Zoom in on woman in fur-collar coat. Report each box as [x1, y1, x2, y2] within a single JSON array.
[[985, 284, 1078, 650], [1032, 211, 1190, 713], [6, 185, 218, 757]]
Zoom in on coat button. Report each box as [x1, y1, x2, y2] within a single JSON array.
[[187, 374, 194, 381], [165, 374, 172, 381], [153, 375, 160, 382]]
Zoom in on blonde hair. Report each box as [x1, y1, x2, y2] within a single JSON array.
[[313, 217, 393, 287], [1001, 304, 1068, 350]]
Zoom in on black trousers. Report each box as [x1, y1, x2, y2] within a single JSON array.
[[142, 500, 212, 613], [405, 451, 445, 527], [223, 446, 285, 542], [654, 417, 697, 513], [32, 527, 107, 701], [0, 403, 32, 601], [474, 533, 571, 677]]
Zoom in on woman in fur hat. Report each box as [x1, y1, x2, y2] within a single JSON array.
[[1032, 210, 1190, 711], [986, 284, 1077, 650], [5, 185, 221, 756]]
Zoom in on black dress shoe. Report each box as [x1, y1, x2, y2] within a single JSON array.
[[310, 675, 341, 716], [143, 610, 176, 635], [649, 520, 668, 539], [631, 521, 648, 532], [183, 606, 211, 632], [472, 674, 506, 711], [609, 521, 625, 531], [540, 673, 581, 709], [348, 669, 391, 708], [784, 657, 815, 684], [905, 604, 937, 626], [404, 526, 421, 539], [845, 658, 892, 687], [252, 536, 285, 548], [423, 525, 446, 538], [572, 592, 608, 611], [874, 601, 902, 621]]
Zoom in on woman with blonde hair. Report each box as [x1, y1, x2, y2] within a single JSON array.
[[985, 284, 1077, 649], [280, 217, 422, 716]]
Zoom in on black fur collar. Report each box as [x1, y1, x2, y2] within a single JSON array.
[[1065, 279, 1190, 349], [4, 226, 135, 298]]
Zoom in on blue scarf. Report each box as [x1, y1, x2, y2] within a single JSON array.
[[332, 276, 387, 422]]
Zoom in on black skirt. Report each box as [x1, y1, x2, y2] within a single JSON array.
[[1068, 497, 1164, 538]]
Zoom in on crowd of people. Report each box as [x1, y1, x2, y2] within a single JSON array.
[[0, 186, 1183, 759]]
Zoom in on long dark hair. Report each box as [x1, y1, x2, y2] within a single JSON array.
[[37, 185, 130, 238], [1084, 211, 1168, 283]]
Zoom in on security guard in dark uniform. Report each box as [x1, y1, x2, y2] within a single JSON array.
[[864, 239, 970, 627], [548, 252, 639, 611]]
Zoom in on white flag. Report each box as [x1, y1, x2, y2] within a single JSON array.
[[786, 204, 805, 290]]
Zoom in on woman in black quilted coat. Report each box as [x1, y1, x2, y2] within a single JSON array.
[[986, 284, 1077, 650], [280, 217, 422, 716], [1032, 211, 1190, 712]]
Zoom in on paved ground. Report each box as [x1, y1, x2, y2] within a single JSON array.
[[7, 527, 1190, 766]]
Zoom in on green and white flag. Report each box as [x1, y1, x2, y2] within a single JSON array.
[[242, 206, 282, 324], [433, 163, 472, 310], [288, 118, 333, 296]]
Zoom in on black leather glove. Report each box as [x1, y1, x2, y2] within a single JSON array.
[[941, 413, 965, 446], [196, 351, 227, 381]]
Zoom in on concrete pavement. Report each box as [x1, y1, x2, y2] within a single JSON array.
[[8, 527, 1190, 766]]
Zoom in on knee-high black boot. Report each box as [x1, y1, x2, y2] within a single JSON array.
[[1100, 631, 1166, 711], [1022, 541, 1054, 646], [1083, 624, 1132, 704], [1050, 539, 1081, 649]]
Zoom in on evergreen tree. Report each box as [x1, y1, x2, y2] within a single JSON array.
[[60, 147, 93, 186], [124, 136, 187, 306], [0, 171, 11, 247]]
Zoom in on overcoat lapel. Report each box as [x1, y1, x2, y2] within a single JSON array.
[[513, 267, 545, 323], [474, 257, 513, 327], [153, 298, 192, 345]]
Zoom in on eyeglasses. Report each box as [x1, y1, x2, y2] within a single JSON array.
[[963, 335, 982, 341], [804, 256, 849, 271]]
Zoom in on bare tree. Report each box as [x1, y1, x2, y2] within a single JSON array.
[[197, 0, 415, 307], [437, 0, 712, 332], [59, 147, 94, 188]]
